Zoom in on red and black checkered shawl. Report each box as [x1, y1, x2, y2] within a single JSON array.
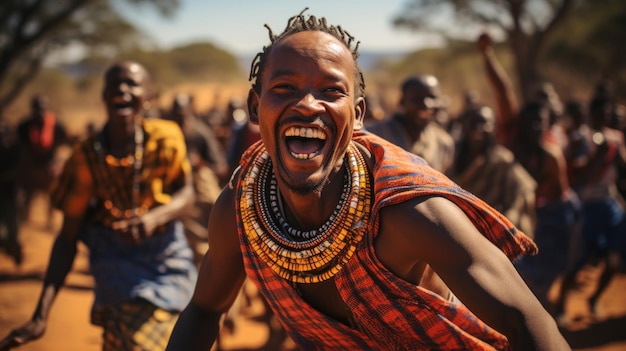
[[235, 131, 537, 350]]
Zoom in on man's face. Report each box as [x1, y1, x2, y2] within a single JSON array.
[[463, 107, 495, 146], [248, 31, 365, 194], [102, 62, 148, 125], [171, 95, 193, 128], [401, 83, 439, 129], [520, 107, 549, 146], [31, 97, 48, 119]]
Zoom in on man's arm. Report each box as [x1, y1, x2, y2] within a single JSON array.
[[134, 123, 197, 236], [114, 159, 195, 240], [137, 170, 195, 236], [477, 33, 520, 148], [0, 216, 81, 350], [166, 185, 247, 351], [377, 195, 571, 351]]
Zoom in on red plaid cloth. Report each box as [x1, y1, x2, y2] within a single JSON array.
[[236, 131, 537, 350]]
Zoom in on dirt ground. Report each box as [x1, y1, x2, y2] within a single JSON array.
[[1, 197, 626, 351]]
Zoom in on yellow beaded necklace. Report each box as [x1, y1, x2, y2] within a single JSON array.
[[239, 142, 371, 283], [87, 122, 151, 235]]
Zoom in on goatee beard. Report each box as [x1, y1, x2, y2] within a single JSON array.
[[278, 172, 327, 195]]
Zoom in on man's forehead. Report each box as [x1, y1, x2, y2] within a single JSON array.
[[272, 31, 352, 60], [107, 62, 146, 78]]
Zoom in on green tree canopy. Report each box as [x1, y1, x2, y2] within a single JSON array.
[[393, 0, 577, 101], [0, 0, 179, 120], [543, 0, 626, 101]]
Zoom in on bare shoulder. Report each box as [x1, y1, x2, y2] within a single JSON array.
[[208, 181, 238, 249], [380, 195, 477, 241], [376, 196, 502, 278], [542, 140, 565, 161]]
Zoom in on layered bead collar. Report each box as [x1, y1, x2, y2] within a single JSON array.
[[239, 142, 371, 283]]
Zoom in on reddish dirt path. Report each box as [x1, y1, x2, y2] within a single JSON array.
[[1, 198, 625, 350]]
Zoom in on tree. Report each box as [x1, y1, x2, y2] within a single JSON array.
[[393, 0, 577, 102], [543, 0, 626, 100], [0, 0, 179, 120], [167, 43, 243, 80]]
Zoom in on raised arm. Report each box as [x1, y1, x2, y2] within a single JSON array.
[[166, 184, 247, 351], [377, 195, 571, 351], [477, 33, 520, 148]]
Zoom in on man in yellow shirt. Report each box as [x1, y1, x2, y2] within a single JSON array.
[[0, 61, 197, 351]]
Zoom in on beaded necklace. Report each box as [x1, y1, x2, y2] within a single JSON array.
[[239, 142, 371, 283], [90, 122, 149, 236], [270, 169, 350, 240]]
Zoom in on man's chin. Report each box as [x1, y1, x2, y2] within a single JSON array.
[[278, 171, 326, 195], [109, 111, 138, 122]]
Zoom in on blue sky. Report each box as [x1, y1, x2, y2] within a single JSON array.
[[118, 0, 445, 55]]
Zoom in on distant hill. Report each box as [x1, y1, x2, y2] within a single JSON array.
[[358, 50, 408, 70]]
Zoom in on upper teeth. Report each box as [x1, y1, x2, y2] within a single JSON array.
[[284, 127, 326, 139]]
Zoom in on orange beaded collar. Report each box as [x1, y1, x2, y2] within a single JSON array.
[[239, 142, 371, 283]]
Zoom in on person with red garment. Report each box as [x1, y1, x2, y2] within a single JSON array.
[[166, 10, 570, 351], [16, 94, 69, 227]]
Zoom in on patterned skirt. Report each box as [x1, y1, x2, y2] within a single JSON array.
[[92, 299, 178, 351]]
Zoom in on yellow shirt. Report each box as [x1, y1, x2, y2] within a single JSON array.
[[50, 119, 190, 226]]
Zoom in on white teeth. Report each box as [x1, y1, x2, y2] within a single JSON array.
[[115, 107, 133, 116], [284, 127, 326, 140], [291, 152, 318, 160], [284, 126, 326, 160]]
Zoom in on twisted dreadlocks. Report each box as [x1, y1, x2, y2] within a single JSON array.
[[249, 8, 366, 98]]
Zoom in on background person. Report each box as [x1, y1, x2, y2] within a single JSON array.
[[0, 61, 197, 351]]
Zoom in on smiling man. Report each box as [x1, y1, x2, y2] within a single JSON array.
[[166, 10, 571, 351], [0, 61, 197, 351]]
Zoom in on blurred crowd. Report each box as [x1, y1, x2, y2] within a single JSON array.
[[0, 32, 624, 347]]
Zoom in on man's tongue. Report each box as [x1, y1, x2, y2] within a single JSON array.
[[287, 138, 322, 155]]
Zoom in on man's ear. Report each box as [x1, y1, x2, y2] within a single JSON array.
[[353, 96, 366, 130], [247, 89, 259, 125]]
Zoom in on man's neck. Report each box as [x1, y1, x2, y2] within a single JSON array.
[[106, 120, 138, 157], [279, 168, 346, 231], [398, 115, 427, 143]]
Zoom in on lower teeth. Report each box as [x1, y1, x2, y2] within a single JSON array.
[[291, 152, 316, 160]]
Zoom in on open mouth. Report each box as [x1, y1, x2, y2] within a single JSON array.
[[110, 97, 135, 116], [284, 126, 327, 160]]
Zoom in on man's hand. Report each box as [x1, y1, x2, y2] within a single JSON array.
[[0, 319, 46, 350], [477, 32, 493, 52], [112, 212, 160, 244]]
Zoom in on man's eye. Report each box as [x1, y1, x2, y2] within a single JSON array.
[[271, 84, 296, 94], [324, 87, 345, 95]]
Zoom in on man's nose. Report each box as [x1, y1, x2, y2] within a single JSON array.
[[118, 82, 130, 93], [416, 97, 437, 110], [294, 92, 325, 116]]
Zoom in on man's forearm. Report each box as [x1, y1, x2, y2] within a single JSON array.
[[151, 183, 195, 227], [33, 234, 77, 321], [510, 318, 572, 351], [166, 303, 222, 351]]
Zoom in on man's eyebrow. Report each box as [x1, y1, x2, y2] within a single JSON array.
[[267, 69, 295, 80], [268, 69, 348, 83]]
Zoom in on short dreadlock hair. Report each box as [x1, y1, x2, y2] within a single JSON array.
[[249, 8, 366, 98]]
